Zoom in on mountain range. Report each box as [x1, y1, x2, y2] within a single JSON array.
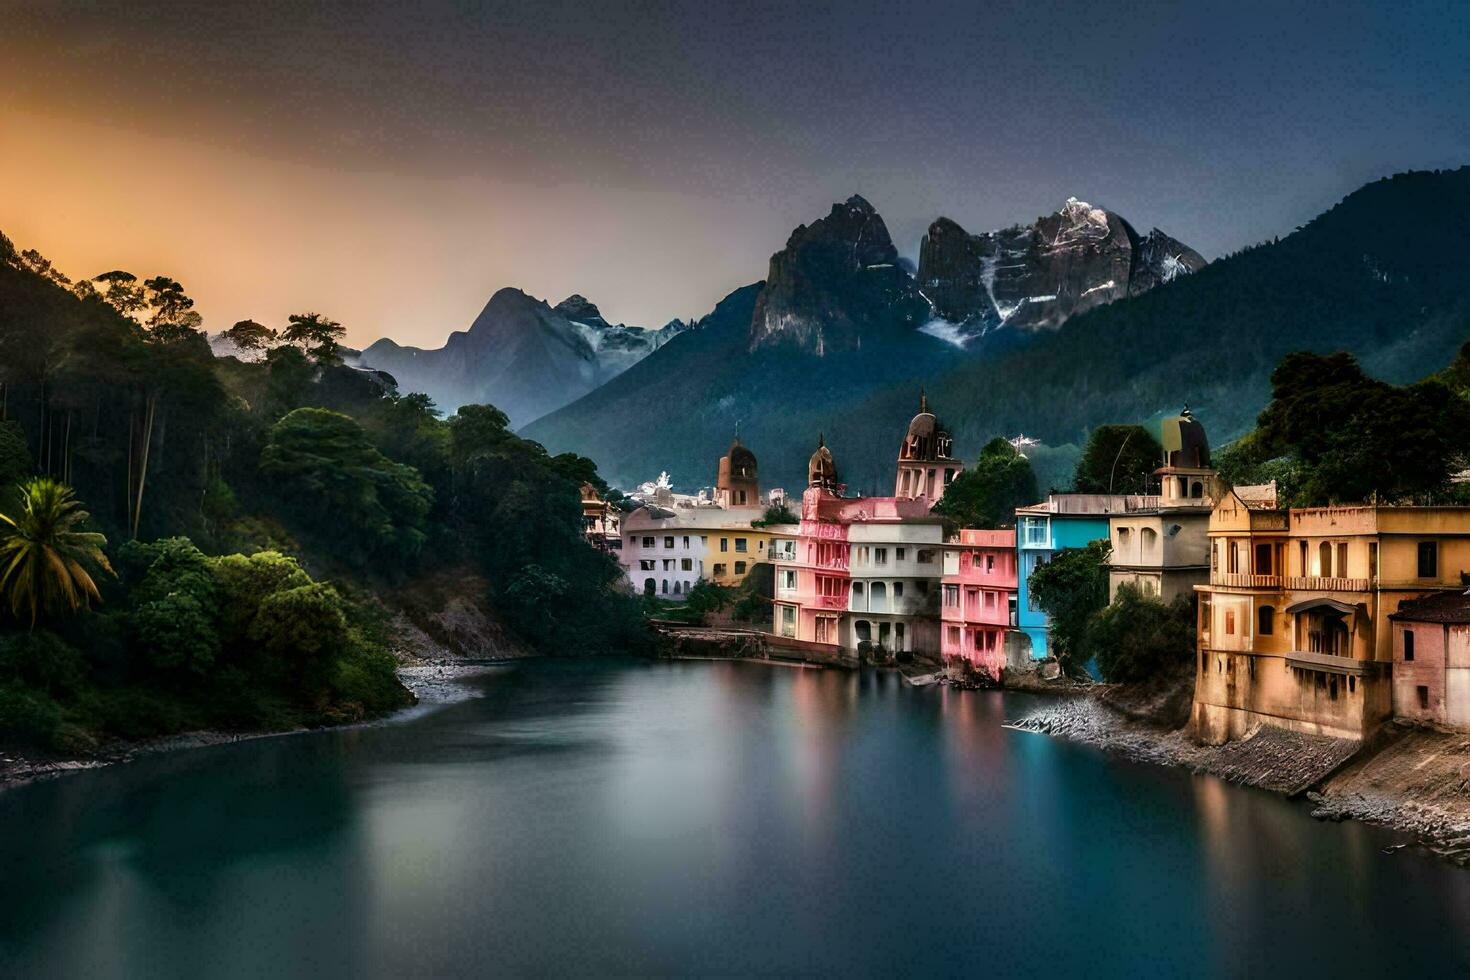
[[356, 289, 687, 426], [522, 168, 1469, 493]]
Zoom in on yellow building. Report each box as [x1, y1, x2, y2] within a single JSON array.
[[1193, 497, 1470, 743], [705, 518, 775, 587]]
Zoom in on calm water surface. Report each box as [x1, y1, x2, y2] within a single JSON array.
[[1, 659, 1468, 978]]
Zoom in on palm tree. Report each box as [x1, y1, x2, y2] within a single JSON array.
[[0, 477, 113, 626]]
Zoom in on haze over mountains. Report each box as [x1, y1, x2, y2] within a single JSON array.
[[356, 289, 688, 426], [346, 169, 1468, 494], [360, 193, 1207, 427]]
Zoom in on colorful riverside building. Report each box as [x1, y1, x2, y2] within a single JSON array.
[[771, 401, 955, 655], [1192, 499, 1470, 743], [940, 529, 1018, 677], [1391, 590, 1470, 730], [1106, 409, 1221, 603], [617, 436, 772, 597], [1015, 493, 1149, 659]]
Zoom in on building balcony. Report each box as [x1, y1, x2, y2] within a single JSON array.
[[1211, 572, 1283, 589], [768, 550, 797, 562], [813, 594, 847, 610], [1285, 576, 1370, 592]]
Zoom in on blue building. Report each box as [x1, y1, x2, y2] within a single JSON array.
[[1014, 494, 1147, 659]]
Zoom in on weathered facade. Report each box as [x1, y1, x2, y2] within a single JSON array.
[[1192, 502, 1470, 743], [1391, 590, 1470, 730]]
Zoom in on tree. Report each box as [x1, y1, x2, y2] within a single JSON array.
[[17, 249, 71, 288], [142, 276, 204, 343], [755, 501, 798, 526], [283, 312, 346, 366], [119, 537, 221, 673], [1254, 351, 1470, 504], [1027, 539, 1110, 676], [92, 271, 147, 320], [259, 408, 433, 561], [223, 318, 278, 354], [1086, 585, 1195, 683], [0, 478, 114, 625], [933, 437, 1039, 528], [1073, 425, 1163, 495], [0, 419, 33, 487]]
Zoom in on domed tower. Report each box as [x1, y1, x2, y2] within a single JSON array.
[[1157, 406, 1218, 507], [894, 390, 963, 501], [715, 435, 759, 508], [808, 433, 840, 493]]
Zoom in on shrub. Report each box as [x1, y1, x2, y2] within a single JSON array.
[[1087, 585, 1196, 683]]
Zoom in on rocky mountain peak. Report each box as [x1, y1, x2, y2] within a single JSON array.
[[917, 199, 1207, 347], [554, 294, 607, 326], [749, 195, 927, 354]]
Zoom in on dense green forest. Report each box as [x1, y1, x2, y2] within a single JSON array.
[[526, 168, 1470, 494], [0, 231, 646, 753]]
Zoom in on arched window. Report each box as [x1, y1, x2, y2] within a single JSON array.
[[1142, 527, 1159, 554], [855, 620, 872, 644], [851, 581, 865, 611], [662, 579, 669, 594], [870, 582, 887, 612], [1258, 605, 1274, 635], [1190, 481, 1204, 498], [673, 581, 682, 595], [643, 578, 656, 596]]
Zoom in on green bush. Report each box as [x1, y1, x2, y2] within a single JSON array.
[[1088, 585, 1196, 683], [0, 630, 86, 696], [0, 682, 64, 748]]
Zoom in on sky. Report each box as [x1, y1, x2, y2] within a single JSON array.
[[2, 0, 1467, 349]]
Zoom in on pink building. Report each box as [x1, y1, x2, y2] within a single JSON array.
[[1391, 590, 1470, 729], [771, 435, 946, 656], [940, 529, 1019, 678]]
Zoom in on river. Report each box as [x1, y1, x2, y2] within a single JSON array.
[[1, 659, 1467, 977]]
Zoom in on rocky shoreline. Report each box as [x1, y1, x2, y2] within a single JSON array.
[[1007, 684, 1470, 867]]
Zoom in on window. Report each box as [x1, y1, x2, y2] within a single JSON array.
[[734, 561, 746, 574], [947, 626, 961, 647], [1142, 527, 1158, 554], [1225, 610, 1236, 635], [1418, 541, 1438, 579], [1258, 605, 1274, 635], [713, 563, 727, 577], [1117, 527, 1131, 549], [1228, 542, 1239, 574], [664, 536, 675, 549], [1298, 541, 1307, 574], [917, 549, 936, 563], [1254, 543, 1272, 575], [985, 590, 996, 608], [893, 582, 904, 598], [1404, 629, 1415, 661], [1318, 541, 1332, 577], [1369, 543, 1378, 580], [1336, 542, 1348, 578], [681, 558, 693, 571], [735, 538, 748, 553], [643, 578, 656, 595], [720, 538, 729, 552], [943, 584, 959, 607], [662, 579, 669, 594], [642, 536, 655, 548], [779, 569, 796, 591], [1211, 542, 1218, 572], [896, 548, 906, 561], [985, 554, 995, 573], [662, 559, 673, 570], [873, 547, 887, 565], [683, 535, 690, 549], [1418, 685, 1430, 709], [639, 559, 655, 571]]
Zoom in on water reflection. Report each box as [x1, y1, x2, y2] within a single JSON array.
[[1, 659, 1467, 978]]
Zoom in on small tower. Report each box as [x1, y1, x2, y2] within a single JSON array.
[[808, 433, 840, 493], [894, 389, 963, 502], [715, 434, 759, 508], [1157, 406, 1218, 508]]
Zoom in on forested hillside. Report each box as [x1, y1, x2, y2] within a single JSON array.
[[527, 169, 1470, 492], [0, 234, 646, 753]]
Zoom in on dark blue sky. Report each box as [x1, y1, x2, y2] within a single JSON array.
[[3, 0, 1467, 343]]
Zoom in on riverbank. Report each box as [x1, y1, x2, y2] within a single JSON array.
[[1006, 680, 1470, 866], [0, 659, 503, 794]]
